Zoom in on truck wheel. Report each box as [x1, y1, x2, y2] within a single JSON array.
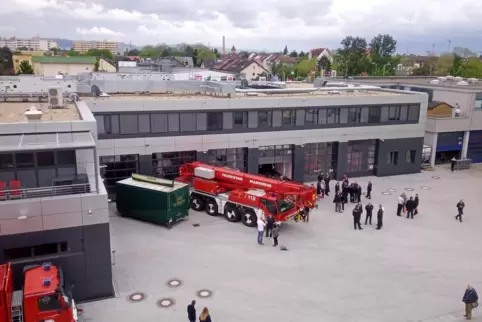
[[205, 199, 218, 216], [224, 205, 241, 222], [242, 209, 257, 227], [190, 195, 205, 211]]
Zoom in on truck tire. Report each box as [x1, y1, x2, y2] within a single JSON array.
[[205, 199, 218, 216], [190, 194, 205, 211], [242, 209, 257, 227], [224, 204, 241, 222]]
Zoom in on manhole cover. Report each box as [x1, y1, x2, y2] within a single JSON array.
[[196, 289, 213, 298], [167, 279, 182, 288], [192, 223, 200, 227], [387, 188, 396, 192], [381, 192, 391, 195], [405, 188, 414, 191], [157, 298, 175, 308], [432, 176, 440, 179], [421, 186, 430, 190], [128, 292, 147, 302]]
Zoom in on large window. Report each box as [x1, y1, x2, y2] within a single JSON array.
[[233, 111, 248, 129], [4, 242, 69, 260], [100, 154, 139, 194], [206, 148, 247, 171], [282, 110, 295, 126], [405, 150, 416, 164], [207, 112, 223, 131], [408, 105, 420, 121], [152, 151, 196, 179], [0, 151, 77, 189], [305, 109, 318, 124], [346, 140, 377, 174], [388, 151, 399, 165], [347, 107, 361, 123], [304, 143, 337, 178], [258, 111, 272, 128], [368, 107, 381, 123], [326, 108, 339, 124]]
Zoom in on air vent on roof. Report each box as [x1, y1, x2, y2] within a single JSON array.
[[437, 77, 447, 81], [468, 78, 478, 83], [430, 80, 441, 84], [454, 76, 463, 82], [24, 106, 43, 122], [47, 87, 64, 108], [456, 81, 468, 86]]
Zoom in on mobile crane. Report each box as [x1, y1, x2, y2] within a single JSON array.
[[176, 162, 317, 227], [0, 262, 80, 322]]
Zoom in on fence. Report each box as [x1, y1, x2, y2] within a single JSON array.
[[0, 183, 91, 201]]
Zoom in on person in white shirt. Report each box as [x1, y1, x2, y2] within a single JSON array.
[[455, 107, 461, 117], [257, 218, 266, 245], [397, 195, 404, 217]]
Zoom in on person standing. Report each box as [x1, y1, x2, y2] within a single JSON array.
[[257, 217, 265, 245], [414, 193, 420, 215], [324, 173, 331, 196], [406, 197, 416, 219], [333, 192, 342, 213], [366, 181, 372, 199], [451, 157, 457, 172], [397, 195, 404, 216], [187, 300, 196, 322], [401, 192, 407, 213], [365, 202, 374, 225], [265, 215, 275, 238], [456, 199, 465, 222], [353, 203, 363, 230], [316, 180, 323, 199], [335, 181, 340, 194], [356, 182, 362, 203], [272, 223, 280, 247], [462, 285, 479, 320], [376, 205, 384, 230], [199, 307, 212, 322]]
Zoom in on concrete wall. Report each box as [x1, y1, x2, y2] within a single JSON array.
[[0, 76, 76, 93], [424, 131, 436, 146], [470, 110, 482, 131], [432, 90, 475, 117], [34, 63, 95, 77], [375, 137, 424, 176]]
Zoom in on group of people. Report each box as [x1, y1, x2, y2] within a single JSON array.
[[396, 193, 420, 219], [257, 215, 280, 247], [187, 301, 212, 322], [351, 201, 384, 230]]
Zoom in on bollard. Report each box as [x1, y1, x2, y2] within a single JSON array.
[[112, 249, 116, 265]]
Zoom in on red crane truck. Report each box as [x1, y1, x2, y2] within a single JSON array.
[[176, 162, 317, 227], [0, 262, 81, 322]]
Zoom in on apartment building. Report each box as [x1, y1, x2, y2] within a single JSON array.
[[73, 41, 121, 55], [0, 37, 58, 51], [0, 89, 114, 301], [343, 77, 482, 165]]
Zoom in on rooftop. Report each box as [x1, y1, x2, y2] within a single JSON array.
[[0, 102, 81, 123], [31, 56, 97, 64], [343, 76, 482, 90]]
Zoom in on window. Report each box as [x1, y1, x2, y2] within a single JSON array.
[[408, 105, 420, 121], [110, 115, 120, 134], [180, 113, 196, 132], [339, 108, 348, 124], [347, 145, 363, 172], [233, 111, 248, 129], [37, 151, 55, 167], [151, 114, 168, 133], [380, 106, 389, 122], [38, 295, 62, 312], [152, 151, 196, 179], [207, 112, 223, 131], [326, 108, 339, 124], [223, 112, 233, 130], [317, 109, 327, 124], [16, 153, 35, 168], [56, 150, 76, 165], [197, 113, 207, 131], [360, 107, 369, 123], [248, 111, 258, 128], [405, 150, 416, 164], [389, 106, 401, 121], [95, 115, 105, 134], [388, 151, 398, 165], [168, 113, 180, 132], [305, 109, 317, 124], [400, 105, 409, 121], [0, 153, 14, 169], [303, 143, 337, 178], [4, 242, 68, 260], [347, 107, 361, 123], [368, 107, 381, 123], [272, 110, 282, 127], [206, 148, 247, 171], [295, 110, 305, 126], [258, 111, 272, 128], [282, 110, 295, 126], [138, 114, 151, 133], [120, 114, 138, 134], [100, 154, 139, 195]]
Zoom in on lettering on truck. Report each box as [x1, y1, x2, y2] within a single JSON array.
[[222, 173, 243, 181], [249, 180, 272, 188]]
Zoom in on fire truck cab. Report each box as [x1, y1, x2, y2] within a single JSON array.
[[0, 262, 79, 322]]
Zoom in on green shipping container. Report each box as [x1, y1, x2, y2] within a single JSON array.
[[116, 175, 190, 228]]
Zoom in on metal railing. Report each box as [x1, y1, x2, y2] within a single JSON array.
[[0, 183, 91, 201]]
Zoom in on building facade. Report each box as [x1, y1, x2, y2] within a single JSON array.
[[31, 56, 97, 76], [0, 95, 113, 302], [73, 41, 121, 55], [0, 37, 58, 51]]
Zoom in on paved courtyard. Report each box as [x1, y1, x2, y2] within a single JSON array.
[[81, 165, 482, 322]]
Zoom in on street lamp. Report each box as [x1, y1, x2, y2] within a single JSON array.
[[372, 62, 377, 76], [382, 63, 390, 76]]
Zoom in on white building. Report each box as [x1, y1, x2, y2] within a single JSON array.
[[0, 37, 58, 51]]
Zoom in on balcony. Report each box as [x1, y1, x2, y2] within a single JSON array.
[[426, 114, 471, 133]]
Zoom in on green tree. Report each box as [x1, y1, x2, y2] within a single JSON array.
[[449, 54, 464, 76], [462, 57, 482, 78], [411, 64, 432, 76], [433, 55, 453, 75], [184, 46, 194, 57], [299, 51, 305, 57], [295, 59, 317, 77], [337, 36, 369, 76], [18, 60, 34, 74], [369, 34, 397, 76], [195, 48, 216, 65], [0, 46, 14, 75], [66, 49, 80, 56], [160, 48, 171, 57], [317, 56, 332, 73], [127, 49, 140, 56], [213, 48, 220, 58], [283, 45, 288, 55], [84, 49, 113, 59], [289, 50, 298, 57], [140, 45, 163, 57]]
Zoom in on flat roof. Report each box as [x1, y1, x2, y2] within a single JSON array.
[[344, 77, 482, 90], [84, 90, 401, 102], [0, 132, 95, 152], [0, 102, 81, 123]]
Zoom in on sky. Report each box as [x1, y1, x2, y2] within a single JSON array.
[[1, 0, 482, 53]]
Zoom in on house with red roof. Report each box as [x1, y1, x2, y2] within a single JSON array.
[[308, 48, 333, 63]]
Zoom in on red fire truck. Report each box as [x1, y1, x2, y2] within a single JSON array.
[[0, 262, 81, 322], [176, 162, 317, 227]]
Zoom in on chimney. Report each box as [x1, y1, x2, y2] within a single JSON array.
[[222, 36, 226, 56], [24, 106, 43, 122]]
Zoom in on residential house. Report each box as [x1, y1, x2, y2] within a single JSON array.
[[200, 59, 217, 69], [99, 57, 117, 72], [308, 48, 333, 63], [397, 55, 436, 75], [214, 59, 267, 80], [427, 101, 455, 118], [31, 56, 97, 76], [12, 51, 45, 73]]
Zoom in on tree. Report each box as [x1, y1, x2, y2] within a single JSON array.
[[213, 48, 220, 58], [195, 48, 216, 65], [337, 36, 369, 76], [411, 64, 432, 76], [295, 59, 317, 77], [283, 45, 288, 55], [84, 49, 113, 60], [369, 34, 397, 76], [317, 56, 332, 74], [449, 54, 464, 76], [184, 46, 194, 57], [289, 50, 298, 57], [18, 60, 34, 74], [433, 55, 453, 75], [299, 51, 305, 57], [462, 57, 482, 78], [66, 49, 80, 56], [127, 49, 140, 56], [0, 46, 14, 75]]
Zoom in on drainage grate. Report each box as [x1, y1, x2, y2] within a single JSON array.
[[157, 298, 175, 308], [405, 188, 414, 191], [432, 176, 440, 179], [381, 192, 391, 195], [128, 292, 147, 302], [387, 188, 396, 192], [196, 289, 213, 298], [192, 223, 200, 227], [421, 186, 430, 190], [167, 279, 183, 288]]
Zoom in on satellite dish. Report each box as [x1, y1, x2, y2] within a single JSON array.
[[69, 93, 79, 102], [91, 85, 101, 97], [240, 79, 249, 88]]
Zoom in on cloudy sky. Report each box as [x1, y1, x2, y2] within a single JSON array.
[[1, 0, 482, 53]]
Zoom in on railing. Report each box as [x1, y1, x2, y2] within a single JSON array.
[[0, 183, 91, 201]]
